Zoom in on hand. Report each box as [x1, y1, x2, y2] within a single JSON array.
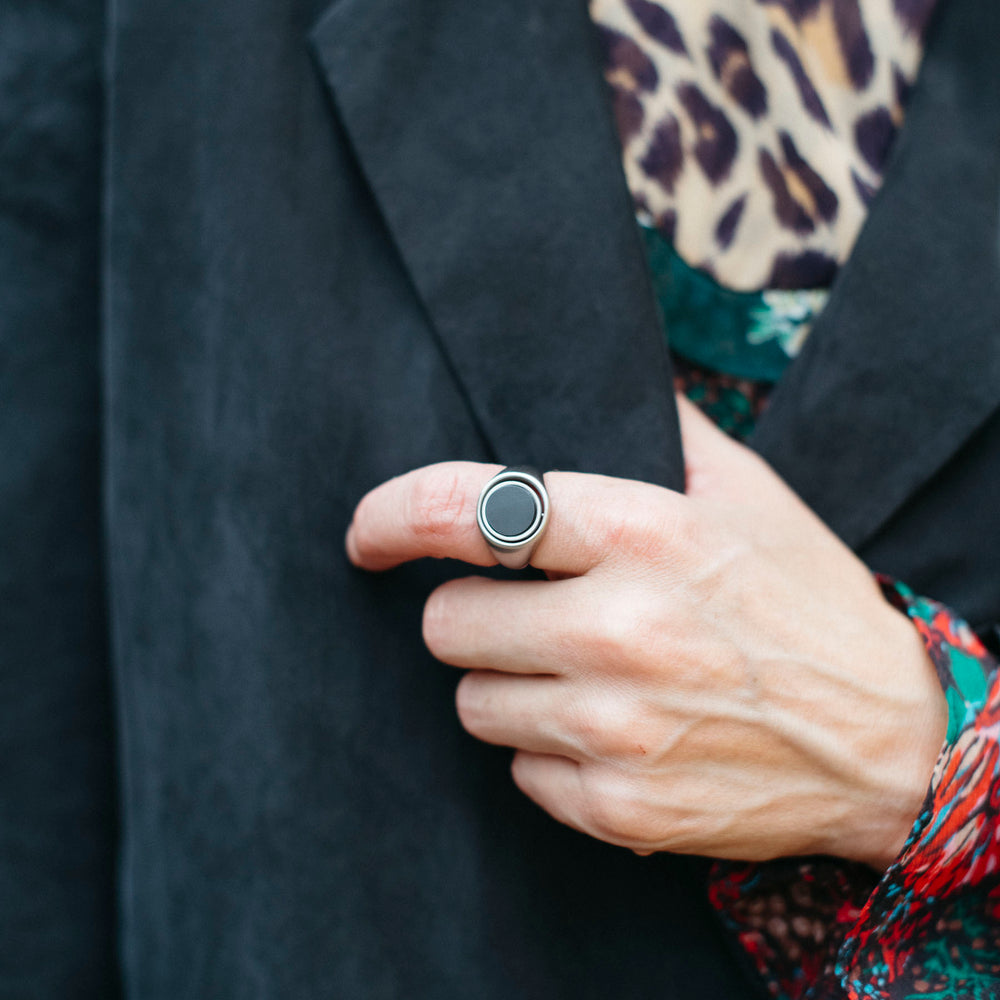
[[346, 396, 948, 869]]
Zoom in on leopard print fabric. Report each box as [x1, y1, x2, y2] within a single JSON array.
[[589, 0, 940, 291]]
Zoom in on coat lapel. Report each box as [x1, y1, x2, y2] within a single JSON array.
[[310, 0, 684, 489], [750, 0, 1000, 551], [312, 0, 1000, 547]]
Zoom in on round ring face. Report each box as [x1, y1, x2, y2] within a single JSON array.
[[480, 481, 543, 543], [476, 469, 549, 559]]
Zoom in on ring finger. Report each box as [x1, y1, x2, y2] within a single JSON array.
[[455, 672, 584, 760]]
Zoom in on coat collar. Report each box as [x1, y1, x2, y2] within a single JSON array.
[[310, 0, 685, 490], [311, 0, 1000, 547], [750, 0, 1000, 551]]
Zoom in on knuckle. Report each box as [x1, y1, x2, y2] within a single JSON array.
[[572, 690, 659, 762], [663, 504, 706, 563], [582, 770, 654, 845], [566, 696, 606, 753], [408, 470, 468, 546], [587, 596, 646, 666], [584, 489, 697, 569], [592, 496, 663, 562]]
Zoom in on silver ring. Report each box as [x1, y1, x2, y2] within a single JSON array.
[[476, 466, 549, 569]]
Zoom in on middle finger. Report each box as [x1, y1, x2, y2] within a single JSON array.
[[423, 575, 592, 675]]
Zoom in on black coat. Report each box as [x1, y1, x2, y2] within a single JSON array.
[[3, 0, 998, 996]]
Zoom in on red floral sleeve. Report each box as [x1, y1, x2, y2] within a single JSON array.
[[708, 578, 1000, 1000]]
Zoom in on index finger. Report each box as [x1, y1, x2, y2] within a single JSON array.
[[345, 461, 648, 574]]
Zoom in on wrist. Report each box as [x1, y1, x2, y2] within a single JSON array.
[[844, 599, 948, 871]]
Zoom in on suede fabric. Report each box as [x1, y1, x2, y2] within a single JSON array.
[[0, 1, 119, 997], [3, 0, 998, 997], [101, 0, 751, 997]]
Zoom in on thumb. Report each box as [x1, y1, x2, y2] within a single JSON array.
[[675, 391, 771, 501], [675, 391, 738, 463]]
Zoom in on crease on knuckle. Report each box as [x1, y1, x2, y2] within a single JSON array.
[[587, 497, 667, 566], [588, 597, 646, 669], [572, 689, 658, 763], [661, 504, 705, 567], [408, 470, 468, 549], [582, 770, 653, 845]]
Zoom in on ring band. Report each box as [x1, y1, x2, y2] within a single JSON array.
[[476, 466, 549, 569]]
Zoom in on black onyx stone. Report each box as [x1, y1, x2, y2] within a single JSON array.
[[484, 483, 538, 539]]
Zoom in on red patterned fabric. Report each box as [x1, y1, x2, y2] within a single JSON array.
[[709, 582, 1000, 1000]]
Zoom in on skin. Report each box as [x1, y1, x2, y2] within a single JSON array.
[[345, 395, 948, 870]]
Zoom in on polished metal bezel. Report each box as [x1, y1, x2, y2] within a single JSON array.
[[476, 467, 549, 569]]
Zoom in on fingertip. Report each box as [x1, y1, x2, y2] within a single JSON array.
[[510, 749, 528, 787], [347, 518, 391, 570], [421, 582, 450, 657], [344, 523, 360, 566]]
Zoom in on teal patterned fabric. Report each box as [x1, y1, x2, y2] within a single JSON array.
[[642, 223, 828, 385]]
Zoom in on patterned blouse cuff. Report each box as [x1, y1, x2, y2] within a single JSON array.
[[876, 575, 994, 742], [708, 577, 1000, 1000], [831, 577, 1000, 998]]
